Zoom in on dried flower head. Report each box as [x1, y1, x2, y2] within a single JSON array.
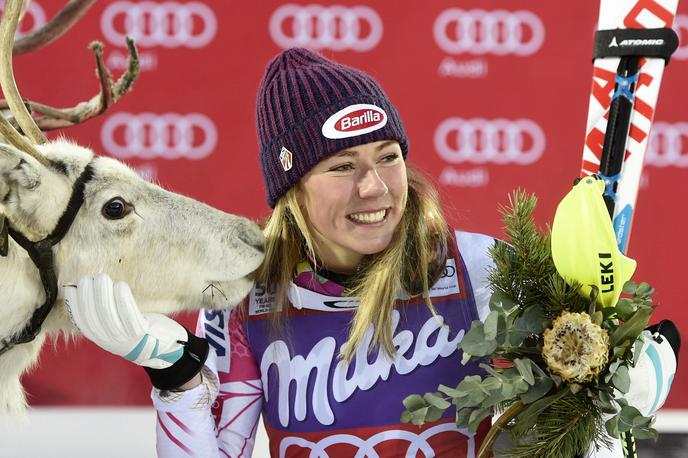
[[543, 311, 609, 383]]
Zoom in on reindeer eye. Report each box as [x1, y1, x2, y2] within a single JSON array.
[[102, 197, 132, 220]]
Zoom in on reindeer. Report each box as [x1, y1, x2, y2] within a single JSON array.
[[0, 0, 265, 414]]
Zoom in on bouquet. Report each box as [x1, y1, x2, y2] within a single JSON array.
[[402, 179, 659, 458]]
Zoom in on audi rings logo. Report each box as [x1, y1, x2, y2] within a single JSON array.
[[434, 8, 545, 56], [646, 122, 688, 167], [101, 113, 218, 160], [0, 0, 46, 36], [672, 15, 688, 60], [101, 1, 217, 48], [269, 4, 383, 51], [434, 118, 545, 165], [440, 265, 456, 279]]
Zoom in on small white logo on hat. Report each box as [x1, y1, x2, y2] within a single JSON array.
[[321, 103, 388, 139], [279, 146, 293, 171]]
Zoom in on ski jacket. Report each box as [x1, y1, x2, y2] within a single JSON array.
[[151, 230, 675, 457], [152, 230, 495, 457]]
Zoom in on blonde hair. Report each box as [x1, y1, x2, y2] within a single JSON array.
[[255, 164, 450, 361]]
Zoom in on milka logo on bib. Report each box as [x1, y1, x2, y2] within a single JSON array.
[[321, 104, 388, 139], [261, 310, 464, 427]]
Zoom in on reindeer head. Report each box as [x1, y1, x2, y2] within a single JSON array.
[[0, 139, 265, 315], [0, 0, 265, 322]]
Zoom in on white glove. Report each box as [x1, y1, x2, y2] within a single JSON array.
[[64, 273, 187, 370], [624, 324, 678, 416]]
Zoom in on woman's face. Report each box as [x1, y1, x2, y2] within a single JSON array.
[[298, 140, 408, 273]]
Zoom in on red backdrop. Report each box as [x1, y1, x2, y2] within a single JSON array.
[[9, 0, 688, 408]]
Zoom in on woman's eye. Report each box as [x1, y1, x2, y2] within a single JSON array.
[[102, 197, 132, 220], [381, 153, 399, 162], [330, 163, 353, 172]]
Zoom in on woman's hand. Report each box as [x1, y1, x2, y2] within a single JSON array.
[[64, 273, 186, 369], [64, 273, 208, 390]]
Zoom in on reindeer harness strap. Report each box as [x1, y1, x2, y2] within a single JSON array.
[[0, 163, 95, 356]]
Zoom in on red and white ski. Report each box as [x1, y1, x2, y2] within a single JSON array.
[[581, 1, 680, 457], [581, 0, 679, 254]]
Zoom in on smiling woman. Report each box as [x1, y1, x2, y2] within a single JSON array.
[[65, 48, 499, 458]]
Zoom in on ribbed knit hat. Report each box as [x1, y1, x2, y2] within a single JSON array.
[[257, 48, 408, 208]]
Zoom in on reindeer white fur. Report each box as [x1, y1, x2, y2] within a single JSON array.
[[0, 138, 265, 414]]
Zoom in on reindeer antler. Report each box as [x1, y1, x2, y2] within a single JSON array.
[[0, 0, 48, 165], [0, 37, 140, 131], [13, 0, 97, 55], [0, 0, 140, 162]]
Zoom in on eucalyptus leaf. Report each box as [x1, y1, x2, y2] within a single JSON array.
[[507, 328, 530, 347], [483, 386, 507, 408], [610, 306, 652, 348], [635, 282, 653, 297], [519, 376, 554, 404], [438, 384, 463, 398], [612, 365, 631, 394], [632, 414, 653, 428], [411, 406, 429, 426], [468, 407, 491, 433], [455, 376, 489, 408], [631, 427, 658, 440], [455, 407, 473, 428], [514, 305, 546, 334], [615, 298, 636, 321], [618, 405, 643, 433], [514, 358, 535, 386], [483, 311, 499, 341], [479, 363, 505, 380], [425, 405, 444, 422], [622, 281, 638, 295], [502, 381, 516, 399], [402, 394, 426, 411], [605, 360, 622, 383], [489, 290, 517, 311], [459, 322, 498, 357], [605, 413, 621, 438], [613, 345, 628, 360], [598, 390, 618, 415], [633, 338, 645, 367], [530, 362, 548, 378], [495, 312, 508, 346], [424, 392, 451, 410], [400, 410, 413, 423], [514, 379, 530, 394], [481, 377, 502, 392], [456, 375, 484, 395]]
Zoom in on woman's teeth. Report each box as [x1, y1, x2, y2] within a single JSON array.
[[348, 209, 387, 223]]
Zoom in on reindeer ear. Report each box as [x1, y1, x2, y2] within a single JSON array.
[[0, 144, 43, 190]]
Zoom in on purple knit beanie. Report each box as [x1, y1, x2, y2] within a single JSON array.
[[257, 48, 409, 208]]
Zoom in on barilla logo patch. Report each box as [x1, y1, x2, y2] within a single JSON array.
[[321, 103, 388, 139], [279, 146, 293, 171]]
